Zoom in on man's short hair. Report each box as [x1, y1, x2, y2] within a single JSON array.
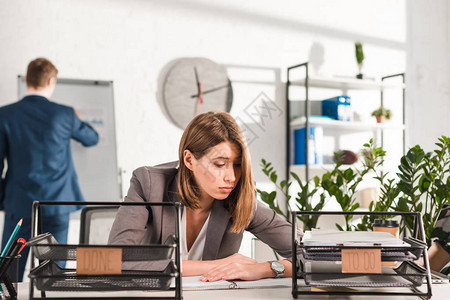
[[26, 58, 58, 88]]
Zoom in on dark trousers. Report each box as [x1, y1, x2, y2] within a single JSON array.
[[2, 213, 70, 282]]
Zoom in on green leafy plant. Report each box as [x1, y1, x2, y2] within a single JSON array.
[[394, 136, 450, 246], [258, 136, 450, 247], [258, 139, 384, 231], [357, 142, 399, 231], [355, 41, 364, 75], [371, 106, 392, 119], [257, 159, 326, 230], [322, 139, 386, 231], [257, 160, 290, 220]]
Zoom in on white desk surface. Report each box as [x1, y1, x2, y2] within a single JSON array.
[[14, 282, 450, 299]]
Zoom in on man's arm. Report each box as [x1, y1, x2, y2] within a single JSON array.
[[0, 125, 6, 210], [71, 108, 99, 147]]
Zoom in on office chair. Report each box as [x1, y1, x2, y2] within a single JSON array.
[[79, 205, 120, 244]]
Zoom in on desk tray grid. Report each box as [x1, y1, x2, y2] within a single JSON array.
[[29, 260, 178, 291]]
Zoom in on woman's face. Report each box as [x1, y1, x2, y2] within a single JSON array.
[[185, 141, 242, 202]]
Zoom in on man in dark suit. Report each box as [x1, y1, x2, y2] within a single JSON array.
[[0, 58, 99, 280]]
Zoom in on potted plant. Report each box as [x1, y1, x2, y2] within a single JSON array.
[[257, 139, 385, 231], [393, 136, 450, 273], [355, 42, 365, 79], [257, 159, 326, 231], [258, 136, 450, 272], [394, 136, 450, 243], [356, 141, 399, 232], [371, 106, 392, 123], [322, 140, 387, 231]]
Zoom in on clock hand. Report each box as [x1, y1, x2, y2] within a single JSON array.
[[193, 67, 203, 116], [193, 67, 201, 94], [196, 82, 203, 116], [191, 83, 230, 98]]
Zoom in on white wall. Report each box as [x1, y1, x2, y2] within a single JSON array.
[[4, 0, 450, 278], [0, 0, 407, 197], [406, 0, 450, 152]]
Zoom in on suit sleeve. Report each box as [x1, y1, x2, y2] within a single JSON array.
[[0, 124, 6, 210], [108, 168, 152, 245], [71, 109, 99, 147], [108, 169, 171, 271], [246, 201, 303, 261]]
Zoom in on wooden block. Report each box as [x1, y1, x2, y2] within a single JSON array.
[[76, 247, 122, 275], [341, 248, 381, 274]]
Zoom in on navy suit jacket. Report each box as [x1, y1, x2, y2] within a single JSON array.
[[0, 95, 99, 218]]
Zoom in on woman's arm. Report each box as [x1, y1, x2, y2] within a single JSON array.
[[246, 202, 299, 259], [190, 201, 300, 281], [182, 253, 257, 276], [195, 257, 292, 282], [182, 252, 291, 281]]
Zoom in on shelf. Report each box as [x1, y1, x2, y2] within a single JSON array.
[[289, 164, 384, 179], [285, 63, 405, 183], [290, 76, 405, 90], [290, 164, 357, 176], [290, 117, 405, 131], [290, 164, 349, 179], [290, 164, 337, 173]]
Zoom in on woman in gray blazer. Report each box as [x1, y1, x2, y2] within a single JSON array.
[[109, 112, 298, 282]]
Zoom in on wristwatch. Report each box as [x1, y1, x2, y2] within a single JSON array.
[[270, 261, 285, 278]]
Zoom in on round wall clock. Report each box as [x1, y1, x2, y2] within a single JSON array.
[[158, 57, 233, 129]]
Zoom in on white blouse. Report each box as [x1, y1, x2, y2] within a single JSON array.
[[180, 206, 211, 261]]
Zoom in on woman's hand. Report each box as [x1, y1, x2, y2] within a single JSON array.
[[217, 253, 258, 265], [182, 254, 291, 281], [200, 261, 270, 282]]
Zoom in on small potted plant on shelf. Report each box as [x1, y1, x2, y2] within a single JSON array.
[[371, 106, 392, 123], [355, 41, 365, 79]]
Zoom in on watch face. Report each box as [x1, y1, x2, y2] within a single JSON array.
[[159, 57, 233, 129], [271, 261, 285, 274]]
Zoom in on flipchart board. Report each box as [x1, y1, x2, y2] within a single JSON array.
[[18, 76, 121, 202]]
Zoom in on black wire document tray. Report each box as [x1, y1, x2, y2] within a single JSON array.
[[28, 233, 176, 261], [28, 201, 183, 300], [303, 262, 426, 287], [291, 211, 433, 299], [29, 259, 177, 291], [302, 236, 425, 262]]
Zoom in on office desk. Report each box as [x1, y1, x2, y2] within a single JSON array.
[[13, 282, 449, 299]]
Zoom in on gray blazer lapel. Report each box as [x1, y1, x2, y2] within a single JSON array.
[[202, 200, 231, 260], [161, 174, 181, 244]]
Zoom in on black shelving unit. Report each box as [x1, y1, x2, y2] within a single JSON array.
[[286, 62, 406, 183], [28, 201, 182, 300], [291, 211, 432, 299]]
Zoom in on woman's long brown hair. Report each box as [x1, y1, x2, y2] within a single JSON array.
[[177, 112, 255, 233]]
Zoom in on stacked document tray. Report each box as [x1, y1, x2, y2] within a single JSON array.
[[301, 230, 427, 287], [291, 211, 433, 299], [28, 233, 178, 291], [28, 201, 183, 300]]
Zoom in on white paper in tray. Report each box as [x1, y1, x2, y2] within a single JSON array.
[[302, 230, 410, 247]]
